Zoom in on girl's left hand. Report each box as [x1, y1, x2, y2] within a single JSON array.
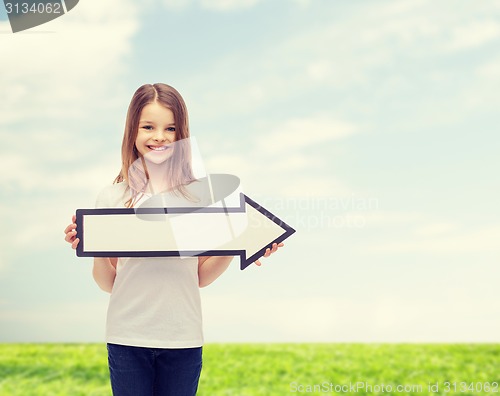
[[254, 242, 284, 266], [64, 214, 80, 249]]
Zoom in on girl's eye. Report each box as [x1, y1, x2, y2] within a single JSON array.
[[142, 125, 153, 130], [167, 127, 176, 132]]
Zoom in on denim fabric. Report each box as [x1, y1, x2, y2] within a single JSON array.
[[107, 343, 202, 396]]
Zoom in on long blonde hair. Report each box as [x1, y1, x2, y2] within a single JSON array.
[[114, 83, 196, 207]]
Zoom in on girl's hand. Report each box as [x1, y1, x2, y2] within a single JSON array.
[[254, 242, 284, 267], [64, 214, 80, 250]]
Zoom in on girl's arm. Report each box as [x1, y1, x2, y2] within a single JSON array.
[[93, 257, 117, 293], [198, 256, 233, 288]]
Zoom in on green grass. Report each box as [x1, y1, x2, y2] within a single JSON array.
[[0, 344, 499, 395]]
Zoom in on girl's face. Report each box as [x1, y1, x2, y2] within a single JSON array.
[[135, 101, 176, 164]]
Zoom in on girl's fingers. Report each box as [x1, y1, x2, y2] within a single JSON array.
[[257, 242, 284, 264], [254, 259, 261, 266], [271, 242, 283, 252], [64, 223, 76, 234], [64, 215, 77, 235], [64, 215, 78, 244], [65, 230, 77, 243]]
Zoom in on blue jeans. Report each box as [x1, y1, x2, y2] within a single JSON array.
[[107, 343, 202, 396]]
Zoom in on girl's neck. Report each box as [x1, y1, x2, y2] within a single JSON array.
[[145, 162, 170, 194]]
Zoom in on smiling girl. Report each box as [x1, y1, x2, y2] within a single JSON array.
[[64, 83, 281, 396]]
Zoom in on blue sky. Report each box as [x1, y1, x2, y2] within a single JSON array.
[[1, 0, 499, 343]]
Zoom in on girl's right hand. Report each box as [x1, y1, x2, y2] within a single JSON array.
[[64, 214, 80, 249]]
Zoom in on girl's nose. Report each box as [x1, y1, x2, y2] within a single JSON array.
[[153, 131, 168, 142]]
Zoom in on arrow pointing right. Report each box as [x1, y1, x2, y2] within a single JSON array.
[[77, 193, 296, 270]]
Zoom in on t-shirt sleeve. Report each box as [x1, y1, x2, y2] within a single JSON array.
[[95, 186, 112, 208], [95, 183, 128, 208]]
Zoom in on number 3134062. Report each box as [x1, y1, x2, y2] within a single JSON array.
[[5, 2, 62, 14], [444, 382, 498, 393]]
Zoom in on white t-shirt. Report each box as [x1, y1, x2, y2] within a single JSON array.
[[95, 182, 204, 348]]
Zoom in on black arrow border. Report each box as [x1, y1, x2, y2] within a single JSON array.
[[76, 193, 295, 270]]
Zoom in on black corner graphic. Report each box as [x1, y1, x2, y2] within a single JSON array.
[[4, 0, 79, 33]]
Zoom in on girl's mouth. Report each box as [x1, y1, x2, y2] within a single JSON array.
[[147, 145, 169, 151]]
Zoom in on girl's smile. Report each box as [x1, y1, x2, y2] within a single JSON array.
[[147, 145, 171, 151]]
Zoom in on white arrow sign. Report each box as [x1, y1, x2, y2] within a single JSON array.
[[76, 193, 295, 270]]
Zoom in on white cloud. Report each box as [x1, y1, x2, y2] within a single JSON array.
[[477, 57, 500, 79], [162, 0, 261, 11], [279, 176, 352, 199], [163, 0, 193, 10], [179, 0, 500, 132], [362, 210, 430, 227], [202, 115, 358, 199], [205, 152, 351, 198], [258, 115, 357, 154], [200, 0, 261, 12], [307, 60, 333, 82], [185, 0, 457, 117], [413, 222, 459, 237], [357, 210, 500, 254], [0, 149, 118, 193], [445, 20, 500, 52], [346, 2, 500, 54], [291, 0, 312, 8], [365, 225, 500, 254]]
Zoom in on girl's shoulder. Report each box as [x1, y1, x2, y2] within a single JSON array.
[[95, 182, 130, 208]]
